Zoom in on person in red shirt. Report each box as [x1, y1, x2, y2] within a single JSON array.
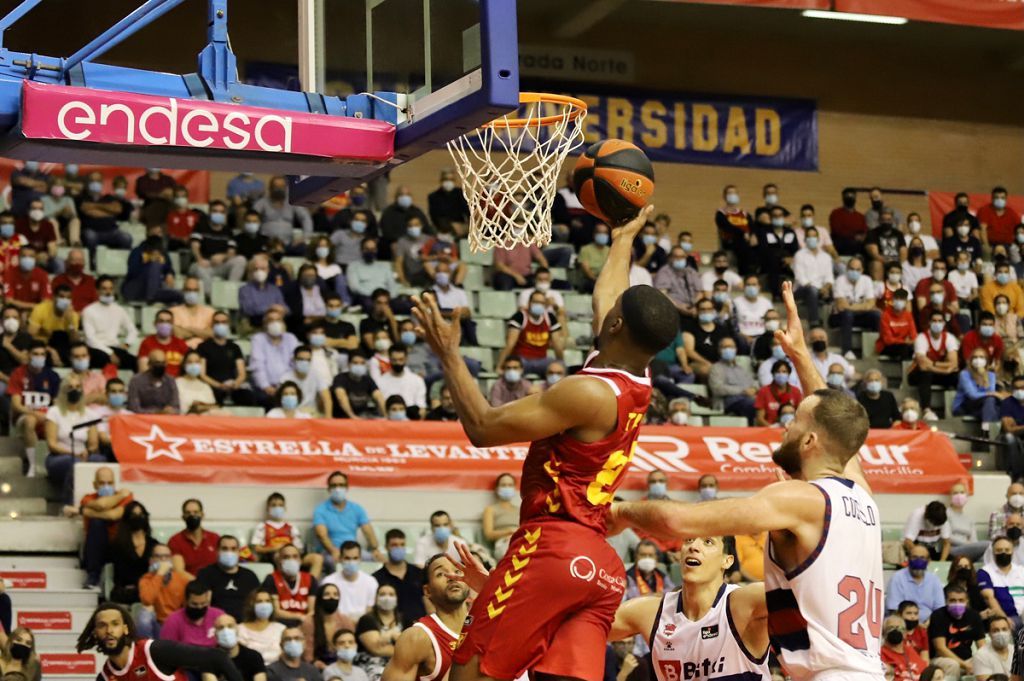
[[878, 290, 917, 360], [917, 281, 962, 338], [960, 311, 1004, 373], [166, 185, 208, 250], [880, 615, 926, 681], [754, 360, 802, 426], [891, 398, 929, 431], [4, 245, 51, 312], [829, 187, 868, 256], [914, 261, 958, 314], [167, 498, 220, 576], [138, 308, 189, 376], [51, 247, 98, 312], [0, 211, 27, 279], [78, 466, 134, 589], [496, 290, 565, 376], [16, 198, 59, 271], [977, 186, 1021, 247], [897, 601, 929, 660]]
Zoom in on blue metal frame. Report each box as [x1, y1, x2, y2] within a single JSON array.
[[0, 0, 520, 206]]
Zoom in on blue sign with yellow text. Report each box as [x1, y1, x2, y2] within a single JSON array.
[[568, 90, 818, 171]]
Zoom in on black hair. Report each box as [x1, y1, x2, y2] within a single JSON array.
[[186, 579, 210, 598], [924, 501, 947, 527], [182, 498, 203, 513], [993, 186, 1008, 195], [800, 204, 814, 213], [105, 377, 124, 391], [770, 360, 791, 374], [620, 285, 679, 355], [339, 540, 361, 555], [385, 528, 406, 543], [76, 602, 136, 653], [385, 395, 407, 410], [979, 311, 996, 324], [278, 380, 303, 407]]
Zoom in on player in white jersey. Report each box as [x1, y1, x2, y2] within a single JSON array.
[[609, 281, 884, 681], [610, 535, 769, 681]]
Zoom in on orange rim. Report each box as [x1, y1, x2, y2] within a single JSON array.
[[482, 92, 588, 129]]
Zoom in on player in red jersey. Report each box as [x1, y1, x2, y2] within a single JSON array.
[[382, 554, 470, 681], [411, 205, 680, 681], [76, 602, 243, 681]]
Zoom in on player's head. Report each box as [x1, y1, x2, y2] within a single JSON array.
[[423, 553, 469, 608], [679, 536, 734, 585], [76, 602, 136, 654], [772, 389, 869, 479], [597, 285, 679, 360]]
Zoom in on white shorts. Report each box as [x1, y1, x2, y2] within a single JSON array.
[[810, 671, 886, 681]]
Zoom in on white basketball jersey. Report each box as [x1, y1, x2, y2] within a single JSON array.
[[764, 477, 885, 681], [650, 584, 769, 681]]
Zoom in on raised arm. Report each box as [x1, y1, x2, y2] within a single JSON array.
[[592, 205, 653, 337], [413, 293, 617, 447]]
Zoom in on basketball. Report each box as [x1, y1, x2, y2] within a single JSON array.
[[572, 139, 655, 225]]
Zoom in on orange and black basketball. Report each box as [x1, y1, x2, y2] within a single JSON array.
[[572, 139, 655, 225]]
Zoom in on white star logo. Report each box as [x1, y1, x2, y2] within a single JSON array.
[[129, 424, 187, 462]]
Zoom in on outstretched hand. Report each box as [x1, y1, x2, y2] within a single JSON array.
[[412, 292, 461, 358], [443, 541, 490, 594], [773, 281, 807, 359], [611, 204, 655, 243]]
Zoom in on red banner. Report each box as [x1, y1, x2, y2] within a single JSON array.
[[40, 654, 96, 675], [110, 415, 968, 494], [927, 191, 1024, 238], [0, 571, 46, 589], [18, 611, 72, 630], [0, 159, 209, 203], [835, 0, 1024, 30]]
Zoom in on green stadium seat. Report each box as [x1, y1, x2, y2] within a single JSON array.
[[211, 280, 243, 311], [96, 246, 128, 277], [548, 267, 568, 281], [140, 305, 162, 335], [861, 331, 879, 359], [235, 338, 251, 355], [118, 221, 147, 247], [563, 294, 592, 319], [282, 256, 307, 275], [686, 384, 708, 397], [168, 251, 182, 275], [463, 265, 486, 291], [476, 318, 507, 348], [225, 406, 265, 418], [562, 349, 584, 366], [708, 416, 748, 427], [460, 239, 493, 266], [460, 346, 495, 373], [477, 290, 518, 319]]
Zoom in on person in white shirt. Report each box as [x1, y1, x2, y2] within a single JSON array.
[[903, 500, 952, 560], [176, 350, 220, 414], [305, 320, 343, 385], [700, 251, 743, 293], [432, 261, 478, 345], [978, 537, 1024, 629], [903, 212, 940, 261], [972, 616, 1014, 679], [320, 541, 379, 621], [903, 237, 932, 295], [807, 325, 855, 382], [909, 309, 961, 421], [949, 250, 980, 304], [793, 226, 835, 325], [792, 204, 840, 262], [947, 481, 989, 562], [81, 275, 140, 369], [374, 345, 427, 419], [89, 377, 132, 456], [828, 256, 880, 360], [412, 510, 468, 567], [277, 345, 330, 415], [732, 275, 773, 346], [266, 381, 313, 419]]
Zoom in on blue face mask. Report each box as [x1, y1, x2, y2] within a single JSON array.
[[980, 325, 995, 338], [351, 220, 367, 234], [504, 369, 522, 383], [529, 303, 546, 318], [88, 181, 103, 194], [281, 558, 301, 577], [244, 221, 260, 235], [309, 333, 326, 348], [97, 484, 115, 497], [184, 363, 202, 378], [19, 257, 35, 272], [397, 195, 413, 209], [930, 321, 945, 335], [772, 346, 786, 360], [183, 291, 200, 306], [254, 602, 275, 620], [435, 272, 450, 287], [642, 234, 657, 246], [827, 373, 845, 388], [0, 224, 13, 239], [594, 233, 609, 246], [316, 246, 330, 260], [713, 292, 728, 304], [388, 410, 408, 421], [216, 627, 238, 649], [998, 273, 1011, 286], [720, 348, 737, 362], [648, 482, 668, 498], [268, 505, 286, 521], [281, 394, 299, 410], [283, 640, 304, 659], [407, 226, 422, 239], [72, 357, 90, 372], [805, 237, 819, 250], [698, 312, 716, 324], [388, 546, 407, 563], [400, 331, 417, 347], [774, 373, 790, 386], [681, 242, 694, 253], [433, 526, 452, 544], [108, 392, 127, 408], [779, 413, 795, 426], [326, 307, 342, 320], [744, 285, 759, 298], [908, 557, 929, 571], [213, 323, 230, 338], [294, 360, 311, 375], [210, 212, 227, 226], [29, 355, 45, 370], [496, 486, 516, 501], [847, 270, 862, 282], [330, 487, 347, 503], [672, 259, 687, 271], [337, 648, 358, 663], [55, 297, 70, 312], [349, 363, 368, 378], [341, 560, 360, 577], [218, 551, 239, 569], [866, 380, 882, 394]]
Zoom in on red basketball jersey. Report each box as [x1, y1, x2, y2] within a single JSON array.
[[101, 639, 187, 681], [413, 613, 460, 681], [519, 353, 651, 534], [262, 521, 294, 550], [271, 571, 313, 615]]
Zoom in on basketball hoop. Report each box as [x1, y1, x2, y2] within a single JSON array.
[[446, 93, 588, 252]]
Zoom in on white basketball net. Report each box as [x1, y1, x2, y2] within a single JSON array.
[[446, 95, 587, 252]]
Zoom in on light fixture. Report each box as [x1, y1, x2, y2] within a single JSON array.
[[801, 10, 908, 25]]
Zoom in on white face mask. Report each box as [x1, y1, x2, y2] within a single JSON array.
[[764, 320, 780, 333], [903, 409, 919, 424], [253, 269, 268, 283], [670, 411, 688, 425], [972, 357, 988, 370], [636, 557, 657, 573], [909, 221, 921, 233]]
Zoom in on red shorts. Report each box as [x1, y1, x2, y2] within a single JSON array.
[[453, 519, 625, 680]]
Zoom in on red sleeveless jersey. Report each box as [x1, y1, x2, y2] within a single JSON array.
[[101, 639, 187, 681], [262, 521, 294, 550], [519, 353, 652, 534], [413, 613, 460, 681], [271, 570, 313, 614]]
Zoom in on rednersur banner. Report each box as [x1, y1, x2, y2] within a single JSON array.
[[110, 415, 968, 493]]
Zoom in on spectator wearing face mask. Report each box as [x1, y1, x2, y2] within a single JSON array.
[[682, 297, 731, 381], [708, 337, 757, 423], [4, 246, 50, 313], [947, 482, 989, 563], [250, 310, 300, 398], [756, 205, 799, 296], [281, 264, 331, 337], [164, 186, 207, 250], [806, 326, 854, 384], [211, 612, 267, 680], [904, 501, 952, 562], [253, 176, 313, 251], [374, 346, 426, 419], [666, 397, 690, 426], [44, 374, 102, 503], [196, 311, 251, 406], [77, 465, 134, 589], [189, 200, 247, 292], [829, 187, 868, 256], [10, 340, 60, 477], [915, 261, 958, 313], [234, 209, 269, 261], [196, 535, 260, 622], [78, 172, 132, 252], [751, 309, 783, 362], [412, 511, 465, 569], [137, 543, 193, 639], [754, 361, 802, 427], [15, 198, 58, 272], [266, 381, 311, 420], [624, 540, 675, 600], [903, 239, 932, 295], [897, 601, 929, 661], [43, 172, 81, 235], [138, 309, 188, 376], [953, 348, 1006, 430], [961, 312, 1004, 371], [990, 484, 1024, 541], [51, 247, 97, 312], [886, 544, 945, 620], [979, 537, 1024, 629], [239, 255, 288, 329], [875, 263, 909, 312], [127, 349, 180, 414], [237, 590, 288, 666], [943, 193, 979, 233], [320, 542, 380, 622], [983, 261, 1024, 318], [697, 474, 719, 502], [379, 187, 430, 256], [480, 474, 520, 560], [978, 187, 1021, 248], [0, 626, 41, 681], [757, 342, 800, 391], [391, 217, 429, 288], [176, 350, 220, 415], [81, 276, 139, 370], [865, 207, 907, 281], [633, 224, 669, 276], [908, 312, 961, 421], [123, 234, 183, 305], [919, 282, 964, 338], [877, 289, 917, 360], [346, 237, 394, 309], [793, 226, 834, 326], [490, 356, 537, 407], [577, 223, 610, 293], [973, 617, 1015, 681], [929, 583, 985, 679], [0, 211, 27, 281], [134, 167, 175, 204], [1000, 377, 1024, 481], [654, 246, 703, 319], [943, 216, 984, 271], [701, 250, 743, 294], [276, 346, 330, 416], [332, 354, 385, 419], [162, 580, 225, 646], [829, 256, 879, 360], [269, 625, 321, 680], [27, 282, 78, 363], [715, 185, 756, 275], [166, 277, 215, 350], [949, 251, 980, 309], [857, 370, 900, 429], [902, 212, 940, 259], [732, 276, 773, 348], [880, 615, 926, 681]]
